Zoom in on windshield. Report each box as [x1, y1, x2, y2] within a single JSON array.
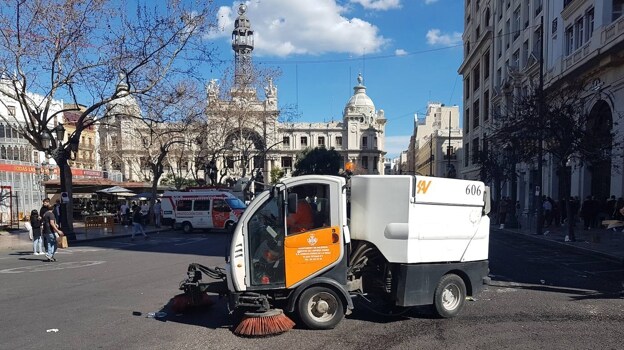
[[226, 198, 247, 209]]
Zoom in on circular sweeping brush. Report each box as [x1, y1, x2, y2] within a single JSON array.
[[234, 309, 295, 337], [170, 293, 214, 314]]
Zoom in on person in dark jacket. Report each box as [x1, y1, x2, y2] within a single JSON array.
[[30, 209, 43, 255]]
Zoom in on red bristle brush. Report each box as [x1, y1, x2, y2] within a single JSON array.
[[170, 293, 214, 314], [233, 309, 295, 337]]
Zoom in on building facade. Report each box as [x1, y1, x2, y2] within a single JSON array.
[[406, 103, 462, 177], [460, 0, 624, 212], [0, 82, 63, 224], [206, 4, 386, 181]]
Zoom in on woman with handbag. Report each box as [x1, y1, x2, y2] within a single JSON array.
[[42, 202, 64, 262]]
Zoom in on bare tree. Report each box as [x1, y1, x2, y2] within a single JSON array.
[[487, 78, 622, 238], [0, 0, 215, 238]]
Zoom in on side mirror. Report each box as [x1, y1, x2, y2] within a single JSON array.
[[288, 193, 298, 214]]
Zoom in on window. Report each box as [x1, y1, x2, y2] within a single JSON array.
[[282, 136, 290, 147], [177, 200, 192, 211], [472, 137, 480, 163], [246, 194, 284, 286], [464, 77, 470, 99], [574, 16, 584, 49], [464, 108, 470, 133], [194, 200, 210, 211], [464, 142, 470, 167], [565, 25, 574, 55], [473, 63, 480, 91], [512, 50, 520, 69], [497, 30, 502, 57], [336, 136, 342, 146], [373, 156, 378, 171], [484, 90, 490, 121], [535, 0, 542, 15], [362, 136, 368, 148], [522, 40, 529, 67], [362, 156, 369, 170], [513, 7, 521, 40], [505, 19, 510, 49], [300, 136, 308, 147], [317, 136, 325, 147], [586, 8, 594, 41], [473, 100, 480, 128], [281, 156, 292, 168], [552, 18, 558, 35], [0, 124, 4, 138], [613, 0, 624, 21], [226, 156, 234, 169], [212, 199, 230, 212], [7, 106, 15, 116], [483, 51, 490, 79]]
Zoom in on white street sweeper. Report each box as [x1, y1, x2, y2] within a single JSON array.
[[174, 174, 491, 336]]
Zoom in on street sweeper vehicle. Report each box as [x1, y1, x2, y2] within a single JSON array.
[[174, 174, 491, 335]]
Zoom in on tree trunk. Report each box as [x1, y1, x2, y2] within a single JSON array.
[[57, 155, 76, 241]]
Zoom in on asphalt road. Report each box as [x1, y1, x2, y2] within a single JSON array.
[[1, 229, 623, 350]]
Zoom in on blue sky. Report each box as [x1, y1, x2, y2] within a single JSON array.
[[204, 0, 465, 159]]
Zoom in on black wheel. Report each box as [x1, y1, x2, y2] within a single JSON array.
[[297, 286, 345, 330], [182, 222, 193, 234], [433, 274, 466, 318]]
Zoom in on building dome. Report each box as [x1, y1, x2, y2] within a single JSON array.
[[344, 73, 376, 121]]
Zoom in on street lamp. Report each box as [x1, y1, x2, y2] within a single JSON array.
[[40, 122, 78, 241]]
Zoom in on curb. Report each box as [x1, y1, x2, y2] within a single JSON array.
[[495, 227, 624, 265]]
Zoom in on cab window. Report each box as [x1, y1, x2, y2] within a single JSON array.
[[286, 184, 331, 235], [213, 199, 230, 212], [194, 200, 210, 211]]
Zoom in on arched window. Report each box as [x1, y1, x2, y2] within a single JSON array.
[[7, 146, 13, 160], [0, 146, 6, 159], [0, 124, 5, 138], [20, 146, 26, 161]]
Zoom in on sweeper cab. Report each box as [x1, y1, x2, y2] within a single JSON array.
[[177, 175, 490, 334]]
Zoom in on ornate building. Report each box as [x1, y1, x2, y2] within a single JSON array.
[[460, 0, 624, 213], [206, 4, 387, 181]]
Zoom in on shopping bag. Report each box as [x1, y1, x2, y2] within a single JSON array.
[[57, 235, 69, 249]]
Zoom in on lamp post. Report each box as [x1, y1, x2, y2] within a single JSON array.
[[503, 143, 519, 229], [41, 123, 78, 241]]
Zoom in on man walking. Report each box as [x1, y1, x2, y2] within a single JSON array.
[[153, 199, 162, 228], [42, 201, 64, 262], [131, 205, 148, 241]]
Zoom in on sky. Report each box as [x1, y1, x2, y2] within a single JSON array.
[[204, 0, 465, 160]]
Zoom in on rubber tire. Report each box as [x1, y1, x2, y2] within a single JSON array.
[[182, 222, 193, 234], [297, 286, 345, 330], [433, 274, 466, 318]]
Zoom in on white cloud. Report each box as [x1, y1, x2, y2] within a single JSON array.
[[394, 48, 407, 56], [424, 0, 439, 4], [350, 0, 401, 11], [385, 135, 411, 159], [207, 0, 389, 57], [426, 29, 462, 46]]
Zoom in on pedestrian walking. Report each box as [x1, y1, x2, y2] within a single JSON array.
[[153, 199, 162, 228], [565, 197, 579, 242], [498, 197, 509, 229], [543, 196, 553, 228], [29, 209, 44, 255], [580, 196, 597, 230], [120, 202, 129, 226], [42, 201, 64, 262], [131, 205, 148, 241]]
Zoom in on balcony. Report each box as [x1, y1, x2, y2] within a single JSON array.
[[602, 15, 624, 47]]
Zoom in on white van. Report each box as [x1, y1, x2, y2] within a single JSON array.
[[161, 190, 246, 233]]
